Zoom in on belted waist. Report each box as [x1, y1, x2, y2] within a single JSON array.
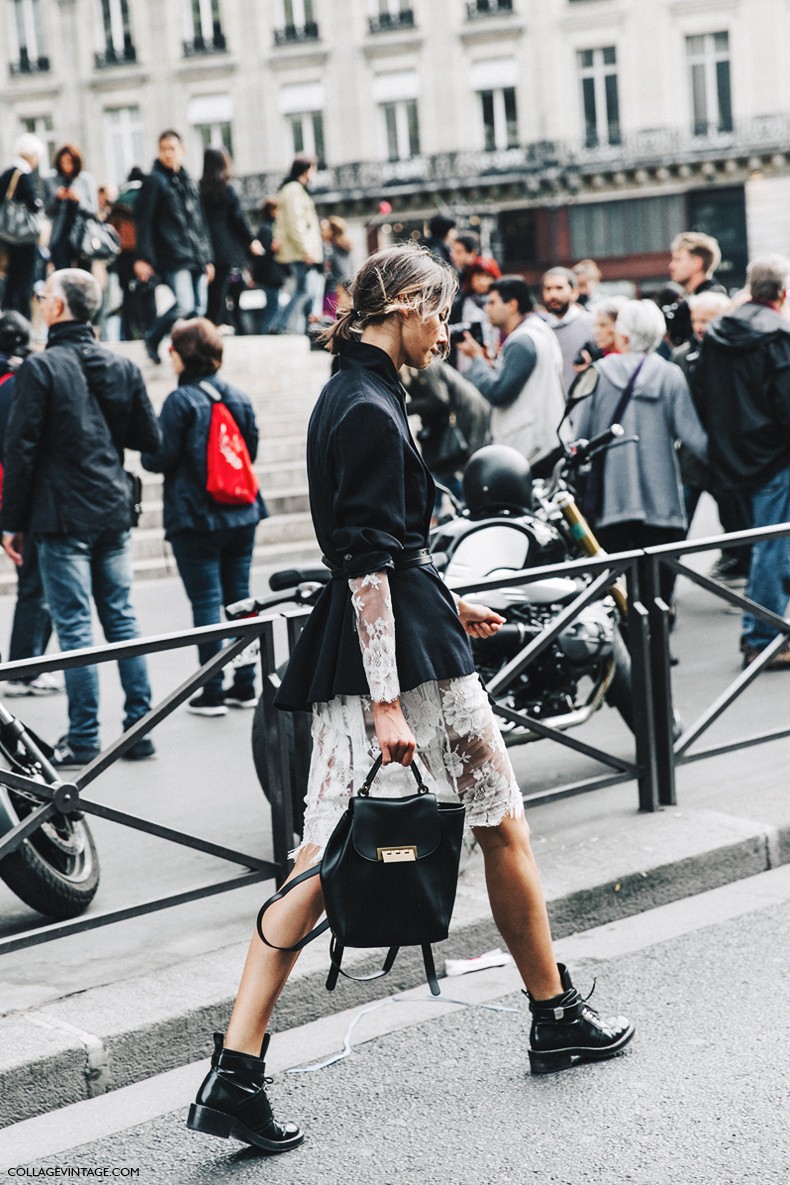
[[324, 548, 433, 580]]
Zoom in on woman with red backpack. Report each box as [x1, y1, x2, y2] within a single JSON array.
[[140, 317, 268, 715]]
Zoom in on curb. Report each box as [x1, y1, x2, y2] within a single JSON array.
[[2, 812, 786, 1130]]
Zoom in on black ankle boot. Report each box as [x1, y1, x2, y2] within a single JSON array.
[[187, 1032, 304, 1153], [525, 963, 635, 1075]]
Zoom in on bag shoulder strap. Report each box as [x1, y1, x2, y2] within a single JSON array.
[[609, 354, 647, 428], [5, 170, 21, 202], [326, 940, 441, 997], [256, 864, 330, 953], [198, 379, 222, 403]]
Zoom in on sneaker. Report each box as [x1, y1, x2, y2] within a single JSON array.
[[187, 691, 228, 717], [51, 735, 101, 769], [224, 685, 258, 709], [3, 673, 63, 696], [143, 335, 161, 365], [710, 554, 749, 585], [742, 644, 790, 671], [122, 736, 156, 761]]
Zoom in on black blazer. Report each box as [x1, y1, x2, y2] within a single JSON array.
[[276, 341, 474, 711]]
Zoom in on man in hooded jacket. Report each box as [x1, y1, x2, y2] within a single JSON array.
[[691, 255, 790, 668]]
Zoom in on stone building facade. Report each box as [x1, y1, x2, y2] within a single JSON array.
[[2, 0, 789, 289]]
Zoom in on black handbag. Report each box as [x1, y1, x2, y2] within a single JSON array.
[[430, 411, 469, 473], [0, 170, 41, 245], [257, 755, 466, 996], [70, 214, 121, 261]]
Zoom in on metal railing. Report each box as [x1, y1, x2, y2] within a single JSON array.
[[1, 524, 788, 955]]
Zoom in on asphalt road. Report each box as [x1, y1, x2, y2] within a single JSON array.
[[5, 866, 789, 1184]]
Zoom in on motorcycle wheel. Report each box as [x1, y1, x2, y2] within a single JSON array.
[[604, 628, 633, 732], [251, 690, 306, 839], [0, 748, 100, 920]]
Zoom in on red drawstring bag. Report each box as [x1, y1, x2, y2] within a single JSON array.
[[201, 381, 259, 506]]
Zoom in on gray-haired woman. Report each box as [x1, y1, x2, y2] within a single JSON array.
[[186, 245, 634, 1155], [571, 298, 708, 602]]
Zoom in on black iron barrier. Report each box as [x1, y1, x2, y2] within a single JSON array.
[[0, 615, 289, 955], [2, 522, 788, 954]]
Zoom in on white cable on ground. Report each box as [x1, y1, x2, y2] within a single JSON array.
[[286, 990, 519, 1075]]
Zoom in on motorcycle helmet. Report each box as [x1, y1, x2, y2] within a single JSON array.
[[0, 311, 32, 360], [463, 444, 535, 517]]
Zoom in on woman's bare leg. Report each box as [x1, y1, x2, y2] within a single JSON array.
[[473, 813, 563, 1001], [224, 844, 325, 1055]]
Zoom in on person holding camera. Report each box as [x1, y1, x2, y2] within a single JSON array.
[[572, 295, 629, 374], [456, 275, 565, 462]]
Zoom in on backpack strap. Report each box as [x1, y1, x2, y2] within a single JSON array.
[[325, 941, 440, 997], [198, 379, 222, 403], [256, 865, 330, 952]]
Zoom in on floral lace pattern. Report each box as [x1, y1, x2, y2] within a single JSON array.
[[294, 674, 524, 858], [349, 571, 400, 704]]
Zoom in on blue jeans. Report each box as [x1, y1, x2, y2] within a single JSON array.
[[169, 524, 257, 697], [268, 261, 311, 334], [8, 534, 52, 667], [37, 530, 152, 750], [742, 466, 790, 648], [146, 267, 208, 350]]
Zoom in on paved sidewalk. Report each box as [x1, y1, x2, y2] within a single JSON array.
[[2, 726, 789, 1128]]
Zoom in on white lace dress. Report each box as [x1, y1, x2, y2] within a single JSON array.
[[296, 569, 524, 856]]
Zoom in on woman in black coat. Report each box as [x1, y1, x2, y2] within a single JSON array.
[[0, 135, 44, 317], [199, 148, 262, 328], [140, 317, 267, 714], [186, 246, 634, 1155]]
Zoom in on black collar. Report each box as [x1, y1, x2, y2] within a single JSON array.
[[45, 321, 96, 349], [338, 340, 403, 397]]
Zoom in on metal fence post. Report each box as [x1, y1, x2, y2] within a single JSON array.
[[627, 559, 659, 811], [647, 553, 677, 807]]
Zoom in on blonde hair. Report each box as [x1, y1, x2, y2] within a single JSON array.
[[321, 244, 458, 355], [671, 232, 721, 277]]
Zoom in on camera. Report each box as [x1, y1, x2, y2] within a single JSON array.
[[573, 340, 604, 366], [449, 321, 484, 347]]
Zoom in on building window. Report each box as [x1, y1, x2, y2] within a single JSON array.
[[466, 0, 513, 18], [577, 46, 620, 148], [8, 0, 49, 75], [569, 195, 685, 259], [369, 0, 414, 33], [274, 0, 318, 44], [382, 99, 420, 162], [20, 113, 55, 166], [103, 106, 145, 186], [288, 112, 325, 168], [187, 93, 234, 163], [687, 31, 732, 136], [94, 0, 136, 68], [479, 87, 518, 151], [183, 0, 226, 55]]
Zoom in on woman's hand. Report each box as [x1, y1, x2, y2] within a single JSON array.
[[457, 599, 506, 639], [372, 699, 416, 766]]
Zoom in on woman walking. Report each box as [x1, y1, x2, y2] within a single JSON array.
[[45, 143, 98, 271], [199, 148, 262, 329], [0, 134, 44, 317], [186, 245, 634, 1154], [141, 317, 267, 714]]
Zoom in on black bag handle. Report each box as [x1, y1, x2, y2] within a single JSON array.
[[358, 753, 428, 797]]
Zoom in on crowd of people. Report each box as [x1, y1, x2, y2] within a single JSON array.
[[416, 219, 790, 670], [0, 132, 352, 350]]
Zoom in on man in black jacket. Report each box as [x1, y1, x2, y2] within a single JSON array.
[[0, 269, 161, 765], [133, 130, 214, 364], [691, 255, 790, 668]]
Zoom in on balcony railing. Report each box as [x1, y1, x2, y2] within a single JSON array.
[[238, 113, 790, 207], [368, 8, 415, 33], [94, 39, 137, 69], [9, 49, 50, 75], [466, 0, 514, 18], [183, 26, 227, 56], [273, 20, 319, 45]]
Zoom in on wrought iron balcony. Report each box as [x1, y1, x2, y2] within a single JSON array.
[[466, 0, 514, 18], [9, 49, 50, 76], [273, 21, 319, 45], [183, 27, 227, 56], [94, 40, 137, 69], [368, 8, 415, 33], [239, 113, 790, 209]]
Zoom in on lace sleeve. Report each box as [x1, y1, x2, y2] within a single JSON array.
[[348, 571, 400, 704]]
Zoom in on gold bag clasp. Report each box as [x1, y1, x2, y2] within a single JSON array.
[[377, 846, 417, 863]]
